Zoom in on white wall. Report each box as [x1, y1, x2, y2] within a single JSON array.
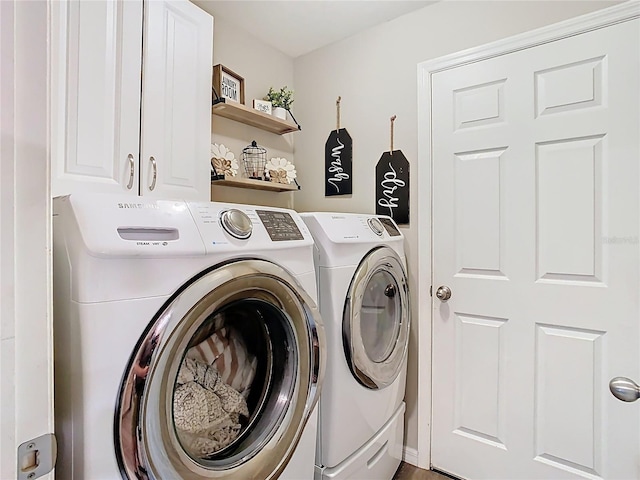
[[292, 0, 622, 456], [203, 7, 298, 208]]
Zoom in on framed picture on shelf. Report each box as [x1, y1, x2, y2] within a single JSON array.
[[213, 64, 245, 104], [253, 99, 272, 114]]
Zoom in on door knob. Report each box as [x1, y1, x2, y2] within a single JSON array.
[[610, 377, 640, 402], [435, 285, 452, 301]]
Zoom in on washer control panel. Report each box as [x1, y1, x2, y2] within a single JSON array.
[[257, 210, 304, 241], [188, 201, 312, 252]]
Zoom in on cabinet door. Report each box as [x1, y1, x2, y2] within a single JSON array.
[[50, 0, 143, 197], [140, 0, 213, 200]]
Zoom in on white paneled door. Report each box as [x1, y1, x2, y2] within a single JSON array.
[[431, 17, 640, 479], [140, 0, 213, 200], [50, 0, 143, 196]]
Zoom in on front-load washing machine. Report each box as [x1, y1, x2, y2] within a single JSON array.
[[301, 213, 410, 480], [53, 194, 325, 479]]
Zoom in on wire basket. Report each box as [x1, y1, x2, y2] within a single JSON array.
[[242, 140, 267, 179]]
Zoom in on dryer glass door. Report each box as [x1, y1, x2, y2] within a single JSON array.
[[115, 259, 325, 480], [343, 246, 409, 389]]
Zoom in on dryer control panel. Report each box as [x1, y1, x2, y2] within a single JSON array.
[[302, 212, 403, 243], [300, 211, 406, 269], [379, 217, 401, 237]]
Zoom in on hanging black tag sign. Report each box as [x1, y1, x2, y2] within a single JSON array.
[[325, 128, 352, 196], [376, 150, 409, 225]]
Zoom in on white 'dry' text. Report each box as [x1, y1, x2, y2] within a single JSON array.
[[378, 162, 405, 217]]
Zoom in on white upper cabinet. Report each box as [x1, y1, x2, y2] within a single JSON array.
[[50, 0, 143, 196], [51, 0, 213, 200], [140, 0, 213, 200]]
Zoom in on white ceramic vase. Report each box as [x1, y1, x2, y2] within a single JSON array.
[[272, 106, 287, 120]]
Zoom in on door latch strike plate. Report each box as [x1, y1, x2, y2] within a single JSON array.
[[17, 433, 56, 479]]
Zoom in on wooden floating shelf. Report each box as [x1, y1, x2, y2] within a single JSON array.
[[211, 99, 300, 135], [211, 176, 299, 192]]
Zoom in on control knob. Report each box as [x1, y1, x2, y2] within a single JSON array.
[[368, 217, 384, 236], [220, 209, 252, 239]]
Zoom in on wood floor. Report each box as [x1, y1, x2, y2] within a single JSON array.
[[393, 462, 452, 480]]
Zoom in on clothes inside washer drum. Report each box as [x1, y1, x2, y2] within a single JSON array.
[[186, 321, 258, 400], [174, 357, 250, 457]]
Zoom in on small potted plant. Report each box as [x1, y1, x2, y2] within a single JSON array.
[[264, 86, 294, 120]]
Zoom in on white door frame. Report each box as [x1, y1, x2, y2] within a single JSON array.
[[416, 2, 640, 469], [1, 1, 54, 478]]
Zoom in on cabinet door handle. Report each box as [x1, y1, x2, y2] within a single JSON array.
[[149, 156, 157, 191], [126, 154, 135, 190]]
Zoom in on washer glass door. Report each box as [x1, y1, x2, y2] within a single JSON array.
[[343, 247, 409, 389], [115, 259, 324, 480]]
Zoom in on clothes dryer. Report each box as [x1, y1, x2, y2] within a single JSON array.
[[301, 213, 410, 480], [53, 194, 325, 479]]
